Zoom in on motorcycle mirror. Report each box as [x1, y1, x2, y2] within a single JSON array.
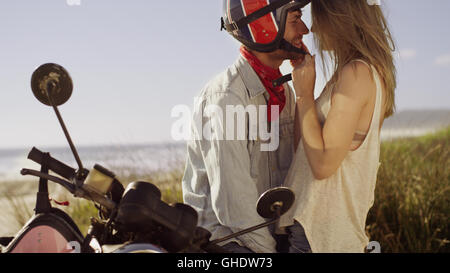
[[256, 187, 295, 219], [30, 63, 86, 179], [31, 63, 73, 107], [207, 187, 295, 247]]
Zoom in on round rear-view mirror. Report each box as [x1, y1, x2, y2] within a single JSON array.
[[31, 63, 73, 106], [256, 187, 295, 219]]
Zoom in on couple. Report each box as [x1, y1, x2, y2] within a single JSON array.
[[182, 0, 396, 253]]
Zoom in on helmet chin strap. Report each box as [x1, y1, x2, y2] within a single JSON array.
[[279, 39, 308, 55], [273, 74, 293, 88], [273, 39, 309, 87]]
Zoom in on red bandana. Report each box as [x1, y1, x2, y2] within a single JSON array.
[[240, 46, 285, 122]]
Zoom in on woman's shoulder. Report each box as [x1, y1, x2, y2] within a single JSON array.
[[335, 59, 376, 97], [342, 59, 374, 81]]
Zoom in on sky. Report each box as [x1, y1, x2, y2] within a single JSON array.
[[0, 0, 449, 149]]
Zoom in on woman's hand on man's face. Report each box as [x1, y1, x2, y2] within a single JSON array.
[[292, 54, 316, 99]]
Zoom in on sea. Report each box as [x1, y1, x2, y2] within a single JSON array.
[[0, 143, 187, 183], [0, 109, 449, 183]]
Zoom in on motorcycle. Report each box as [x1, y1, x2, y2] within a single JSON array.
[[0, 63, 295, 253]]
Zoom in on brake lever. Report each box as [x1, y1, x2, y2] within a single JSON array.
[[21, 168, 76, 193], [21, 168, 117, 210]]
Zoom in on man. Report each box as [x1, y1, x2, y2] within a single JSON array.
[[182, 0, 310, 253]]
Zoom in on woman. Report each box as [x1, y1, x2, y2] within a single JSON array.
[[278, 0, 396, 253]]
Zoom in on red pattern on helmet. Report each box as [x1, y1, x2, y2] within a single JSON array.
[[242, 0, 279, 44]]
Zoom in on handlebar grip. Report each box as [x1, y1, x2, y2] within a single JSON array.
[[27, 147, 76, 180]]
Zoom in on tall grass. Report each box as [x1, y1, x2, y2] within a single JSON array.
[[366, 127, 449, 253], [1, 193, 33, 230], [0, 181, 34, 234]]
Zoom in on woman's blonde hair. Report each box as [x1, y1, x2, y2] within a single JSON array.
[[311, 0, 397, 117]]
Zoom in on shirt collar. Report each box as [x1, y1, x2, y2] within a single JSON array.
[[234, 55, 267, 99]]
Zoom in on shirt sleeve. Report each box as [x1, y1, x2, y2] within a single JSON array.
[[195, 92, 276, 253]]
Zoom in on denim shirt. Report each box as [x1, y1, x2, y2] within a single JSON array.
[[182, 55, 295, 253]]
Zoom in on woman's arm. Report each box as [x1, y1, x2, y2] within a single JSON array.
[[293, 58, 374, 180]]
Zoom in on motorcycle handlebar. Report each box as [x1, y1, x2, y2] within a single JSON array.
[[27, 147, 76, 180], [21, 168, 117, 210]]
